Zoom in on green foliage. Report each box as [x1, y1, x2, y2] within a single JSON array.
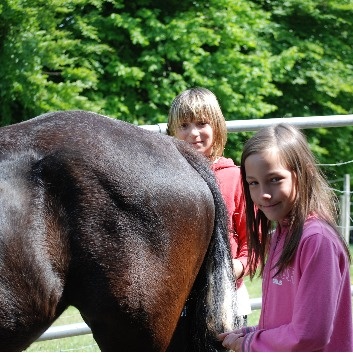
[[252, 0, 353, 118], [1, 0, 353, 180], [0, 0, 108, 124], [249, 0, 353, 185], [0, 0, 280, 125]]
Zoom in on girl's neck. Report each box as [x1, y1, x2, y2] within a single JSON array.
[[208, 154, 221, 163], [279, 216, 291, 228]]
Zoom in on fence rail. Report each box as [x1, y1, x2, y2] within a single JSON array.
[[37, 298, 264, 342], [37, 285, 353, 342], [141, 114, 353, 134], [35, 115, 353, 344]]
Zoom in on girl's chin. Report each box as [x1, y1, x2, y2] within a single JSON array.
[[261, 210, 280, 222]]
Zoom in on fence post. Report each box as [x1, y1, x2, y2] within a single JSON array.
[[343, 174, 351, 244], [340, 195, 346, 239]]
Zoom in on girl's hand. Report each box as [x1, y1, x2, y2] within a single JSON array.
[[218, 330, 245, 351], [232, 259, 245, 279]]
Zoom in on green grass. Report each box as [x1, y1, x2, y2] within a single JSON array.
[[26, 244, 353, 351], [244, 275, 262, 326]]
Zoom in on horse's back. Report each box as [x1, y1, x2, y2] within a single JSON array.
[[0, 110, 218, 351]]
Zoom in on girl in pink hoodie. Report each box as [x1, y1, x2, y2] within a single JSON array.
[[218, 123, 353, 351]]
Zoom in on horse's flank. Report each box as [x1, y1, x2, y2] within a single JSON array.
[[0, 110, 240, 351]]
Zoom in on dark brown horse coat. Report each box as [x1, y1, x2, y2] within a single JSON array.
[[0, 110, 240, 351]]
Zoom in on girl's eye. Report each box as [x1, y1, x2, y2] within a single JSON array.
[[197, 121, 209, 127], [271, 177, 281, 183], [248, 180, 258, 186], [179, 123, 189, 129]]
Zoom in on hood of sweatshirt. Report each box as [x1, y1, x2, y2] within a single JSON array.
[[211, 156, 237, 172]]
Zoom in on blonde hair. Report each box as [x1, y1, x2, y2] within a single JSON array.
[[240, 123, 351, 278], [167, 87, 227, 159]]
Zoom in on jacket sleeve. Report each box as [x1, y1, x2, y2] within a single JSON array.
[[232, 172, 248, 272], [242, 233, 347, 351]]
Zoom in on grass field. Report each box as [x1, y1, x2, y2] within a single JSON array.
[[26, 245, 353, 352], [245, 276, 262, 326]]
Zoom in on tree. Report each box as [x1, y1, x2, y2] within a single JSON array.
[[1, 0, 353, 181], [0, 0, 108, 125], [0, 0, 280, 126], [250, 0, 353, 184]]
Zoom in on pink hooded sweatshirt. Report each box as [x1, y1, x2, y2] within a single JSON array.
[[242, 216, 353, 351]]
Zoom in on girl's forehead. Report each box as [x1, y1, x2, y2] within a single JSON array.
[[247, 148, 283, 166], [178, 114, 208, 123], [246, 150, 295, 177]]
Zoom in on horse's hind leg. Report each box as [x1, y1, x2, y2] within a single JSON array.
[[167, 313, 192, 351], [84, 313, 161, 352]]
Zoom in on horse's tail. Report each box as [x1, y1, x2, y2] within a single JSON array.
[[173, 140, 242, 351]]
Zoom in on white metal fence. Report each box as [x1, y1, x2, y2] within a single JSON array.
[[37, 287, 353, 342], [142, 114, 353, 134], [37, 299, 264, 342], [36, 114, 353, 343]]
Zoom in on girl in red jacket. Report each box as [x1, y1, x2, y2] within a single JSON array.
[[167, 87, 251, 323]]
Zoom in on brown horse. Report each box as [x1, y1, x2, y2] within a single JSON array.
[[0, 110, 240, 351]]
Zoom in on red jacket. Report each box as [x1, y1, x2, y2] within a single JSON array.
[[211, 157, 248, 289]]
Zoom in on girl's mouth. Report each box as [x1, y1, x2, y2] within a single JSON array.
[[261, 202, 280, 209]]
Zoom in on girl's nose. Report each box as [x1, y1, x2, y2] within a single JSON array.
[[190, 124, 200, 136], [261, 188, 271, 199]]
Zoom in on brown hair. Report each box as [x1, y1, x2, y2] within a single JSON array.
[[167, 87, 227, 159], [240, 123, 351, 278]]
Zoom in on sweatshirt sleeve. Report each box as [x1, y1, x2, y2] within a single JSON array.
[[232, 173, 248, 270], [243, 233, 347, 352]]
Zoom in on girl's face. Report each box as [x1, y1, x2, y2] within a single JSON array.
[[244, 149, 297, 224], [175, 120, 214, 157]]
